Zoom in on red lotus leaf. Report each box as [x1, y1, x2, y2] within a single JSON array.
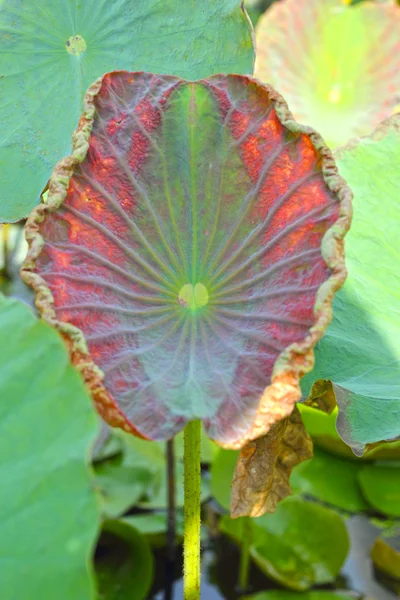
[[22, 72, 351, 448]]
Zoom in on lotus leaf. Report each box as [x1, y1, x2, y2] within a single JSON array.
[[0, 0, 254, 222], [94, 460, 152, 518], [22, 71, 351, 447], [231, 406, 313, 517], [290, 446, 368, 512], [302, 115, 400, 454], [0, 295, 101, 600], [299, 403, 400, 461], [220, 496, 349, 590], [255, 0, 400, 148], [358, 463, 400, 517]]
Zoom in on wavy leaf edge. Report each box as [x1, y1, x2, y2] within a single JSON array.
[[21, 71, 352, 448]]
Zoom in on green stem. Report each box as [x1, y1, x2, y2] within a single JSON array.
[[166, 439, 176, 563], [238, 517, 252, 592], [165, 439, 176, 600], [183, 420, 201, 600]]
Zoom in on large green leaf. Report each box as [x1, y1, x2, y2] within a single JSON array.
[[0, 0, 254, 223], [0, 295, 101, 600], [290, 447, 368, 512], [22, 71, 350, 448], [94, 459, 152, 518], [255, 0, 400, 148], [302, 115, 400, 454], [298, 403, 400, 461], [358, 464, 400, 517], [220, 496, 349, 590]]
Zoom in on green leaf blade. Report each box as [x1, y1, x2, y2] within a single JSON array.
[[221, 496, 349, 591], [0, 295, 101, 600], [302, 116, 400, 454], [290, 447, 368, 512], [0, 0, 254, 222], [358, 463, 400, 517]]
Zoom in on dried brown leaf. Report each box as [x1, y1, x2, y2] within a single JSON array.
[[231, 406, 313, 518]]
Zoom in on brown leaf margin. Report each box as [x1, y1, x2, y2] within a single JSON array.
[[21, 71, 353, 447]]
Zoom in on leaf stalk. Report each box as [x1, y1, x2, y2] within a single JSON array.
[[183, 420, 201, 600]]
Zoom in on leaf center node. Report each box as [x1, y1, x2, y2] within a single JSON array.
[[178, 283, 209, 311], [66, 35, 87, 56]]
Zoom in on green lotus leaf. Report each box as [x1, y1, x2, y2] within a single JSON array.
[[21, 71, 351, 447], [0, 0, 254, 223], [290, 446, 368, 512], [358, 463, 400, 517], [298, 403, 350, 457], [255, 0, 400, 148], [94, 459, 152, 518], [302, 115, 400, 455], [95, 519, 153, 600], [220, 496, 349, 590], [0, 295, 101, 600], [298, 403, 400, 461]]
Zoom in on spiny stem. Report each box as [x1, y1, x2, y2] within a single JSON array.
[[165, 439, 176, 600], [166, 439, 176, 561], [238, 517, 252, 592], [183, 420, 201, 600]]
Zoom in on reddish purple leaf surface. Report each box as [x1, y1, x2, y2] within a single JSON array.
[[22, 72, 351, 447]]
